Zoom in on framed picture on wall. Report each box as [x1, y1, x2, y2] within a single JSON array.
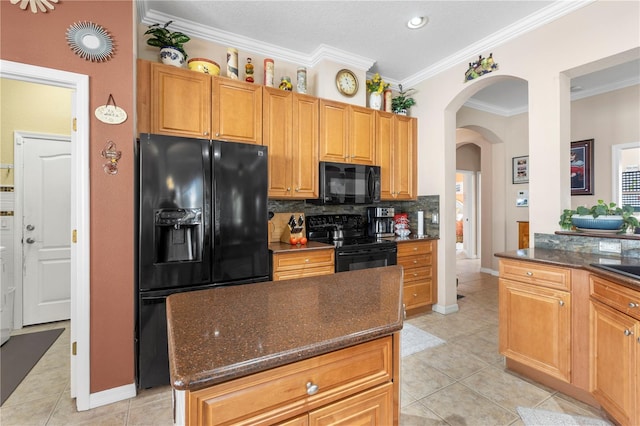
[[512, 156, 529, 184], [571, 139, 594, 195]]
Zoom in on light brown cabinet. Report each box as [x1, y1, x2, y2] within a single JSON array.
[[499, 259, 572, 383], [590, 275, 640, 426], [518, 221, 529, 249], [263, 88, 318, 199], [138, 60, 262, 144], [376, 111, 417, 200], [184, 336, 396, 426], [319, 100, 375, 165], [212, 76, 262, 144], [272, 248, 335, 281], [397, 239, 437, 313]]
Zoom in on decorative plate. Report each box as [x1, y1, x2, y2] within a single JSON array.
[[66, 21, 114, 62]]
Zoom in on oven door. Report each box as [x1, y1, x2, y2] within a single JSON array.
[[335, 246, 397, 272]]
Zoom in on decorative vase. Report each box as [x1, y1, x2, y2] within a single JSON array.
[[369, 92, 382, 110], [396, 109, 408, 116], [571, 215, 624, 231], [160, 47, 185, 67]]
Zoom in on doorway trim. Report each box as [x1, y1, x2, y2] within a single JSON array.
[[1, 60, 91, 411]]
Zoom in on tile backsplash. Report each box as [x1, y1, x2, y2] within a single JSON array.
[[535, 232, 640, 259]]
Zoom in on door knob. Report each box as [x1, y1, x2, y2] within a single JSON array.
[[26, 224, 35, 231], [26, 237, 35, 244]]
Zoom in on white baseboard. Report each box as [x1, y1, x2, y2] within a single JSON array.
[[481, 267, 498, 276], [432, 303, 459, 315], [89, 383, 136, 409]]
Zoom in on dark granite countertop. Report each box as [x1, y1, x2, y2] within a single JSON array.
[[165, 265, 404, 391], [390, 235, 439, 243], [495, 248, 640, 290], [269, 240, 334, 253]]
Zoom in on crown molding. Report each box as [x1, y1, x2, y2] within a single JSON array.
[[139, 7, 374, 71], [401, 0, 595, 88], [570, 76, 640, 101], [462, 99, 528, 117]]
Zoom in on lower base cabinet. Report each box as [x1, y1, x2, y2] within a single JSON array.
[[590, 276, 640, 426], [397, 239, 437, 313], [182, 335, 398, 425], [272, 248, 335, 281]]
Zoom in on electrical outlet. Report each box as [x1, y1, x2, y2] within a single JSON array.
[[599, 241, 621, 254]]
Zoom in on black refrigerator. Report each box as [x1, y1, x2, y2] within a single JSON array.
[[135, 133, 269, 389]]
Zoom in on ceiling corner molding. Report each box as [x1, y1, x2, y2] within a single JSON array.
[[140, 8, 374, 71], [309, 44, 375, 71], [571, 75, 640, 101], [401, 0, 596, 88], [463, 98, 528, 117]]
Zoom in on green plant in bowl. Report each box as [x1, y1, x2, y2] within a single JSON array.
[[144, 21, 191, 60], [559, 200, 639, 233]]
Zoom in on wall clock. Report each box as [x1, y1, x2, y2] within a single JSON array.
[[335, 69, 359, 97]]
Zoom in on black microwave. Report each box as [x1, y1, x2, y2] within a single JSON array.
[[310, 161, 381, 204]]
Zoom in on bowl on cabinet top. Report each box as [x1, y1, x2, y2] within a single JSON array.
[[187, 58, 220, 75]]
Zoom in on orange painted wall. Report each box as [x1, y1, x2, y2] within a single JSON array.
[[1, 1, 135, 392]]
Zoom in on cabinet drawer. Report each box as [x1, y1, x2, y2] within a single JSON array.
[[591, 275, 640, 321], [273, 249, 335, 271], [187, 337, 393, 426], [273, 266, 335, 281], [404, 283, 432, 307], [398, 254, 432, 270], [397, 241, 433, 257], [500, 259, 570, 291], [403, 267, 431, 284]]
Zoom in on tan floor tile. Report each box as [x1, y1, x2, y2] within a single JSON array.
[[2, 368, 68, 406], [129, 385, 172, 409], [400, 401, 448, 425], [47, 390, 129, 425], [413, 342, 490, 380], [460, 365, 553, 414], [535, 394, 608, 420], [420, 382, 518, 426], [126, 396, 173, 426], [401, 353, 456, 401], [0, 393, 59, 425]]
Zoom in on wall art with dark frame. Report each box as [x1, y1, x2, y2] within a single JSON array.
[[571, 139, 594, 195], [512, 155, 529, 184]]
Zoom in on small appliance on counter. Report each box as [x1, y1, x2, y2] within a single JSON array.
[[367, 207, 395, 238]]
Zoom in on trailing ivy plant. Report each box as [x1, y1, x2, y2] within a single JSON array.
[[559, 199, 639, 232]]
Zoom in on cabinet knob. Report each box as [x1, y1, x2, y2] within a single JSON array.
[[413, 293, 418, 297], [215, 132, 220, 137], [306, 381, 319, 395], [286, 187, 291, 192], [413, 273, 418, 277], [624, 329, 634, 336], [413, 247, 418, 251], [629, 302, 639, 309], [525, 271, 533, 276], [295, 187, 300, 192], [413, 260, 418, 264], [559, 300, 565, 307], [203, 131, 209, 136], [304, 258, 309, 263]]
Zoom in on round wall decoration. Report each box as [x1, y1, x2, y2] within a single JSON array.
[[10, 0, 58, 14], [66, 21, 114, 62]]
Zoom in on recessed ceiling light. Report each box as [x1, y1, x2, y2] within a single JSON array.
[[407, 16, 428, 29]]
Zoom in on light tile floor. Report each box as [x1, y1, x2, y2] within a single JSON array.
[[1, 258, 612, 425]]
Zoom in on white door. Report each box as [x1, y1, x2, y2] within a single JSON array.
[[23, 136, 71, 325]]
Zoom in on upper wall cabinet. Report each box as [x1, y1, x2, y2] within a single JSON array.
[[138, 60, 262, 145], [319, 100, 375, 165], [263, 87, 318, 199], [138, 60, 211, 139], [376, 111, 417, 200], [212, 77, 262, 145]]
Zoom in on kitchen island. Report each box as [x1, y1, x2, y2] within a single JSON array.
[[166, 265, 404, 425]]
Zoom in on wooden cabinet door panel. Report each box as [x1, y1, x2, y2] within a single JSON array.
[[319, 100, 349, 162], [499, 279, 571, 382], [292, 94, 319, 198], [402, 267, 432, 284], [590, 300, 637, 426], [393, 116, 416, 200], [213, 78, 262, 144], [308, 383, 393, 426], [264, 88, 293, 197], [592, 276, 640, 321], [151, 63, 211, 138], [404, 283, 433, 307], [376, 111, 394, 200], [349, 106, 375, 165]]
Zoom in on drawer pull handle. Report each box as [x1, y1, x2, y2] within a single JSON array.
[[413, 247, 418, 251], [413, 273, 418, 277], [629, 302, 639, 309], [559, 300, 565, 307], [304, 258, 309, 263], [624, 329, 634, 337], [525, 271, 533, 276], [413, 260, 418, 264], [306, 381, 319, 395]]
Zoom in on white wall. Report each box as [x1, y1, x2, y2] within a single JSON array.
[[412, 0, 639, 313]]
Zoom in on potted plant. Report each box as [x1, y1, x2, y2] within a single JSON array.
[[391, 84, 416, 115], [365, 73, 389, 110], [559, 200, 639, 233], [144, 21, 190, 67]]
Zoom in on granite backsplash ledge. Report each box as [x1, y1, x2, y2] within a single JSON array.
[[267, 195, 440, 238], [535, 232, 640, 259]]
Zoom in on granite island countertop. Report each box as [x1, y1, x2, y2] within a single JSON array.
[[165, 265, 404, 391], [495, 248, 640, 290]]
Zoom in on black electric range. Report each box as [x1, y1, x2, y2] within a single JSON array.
[[306, 214, 397, 272]]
